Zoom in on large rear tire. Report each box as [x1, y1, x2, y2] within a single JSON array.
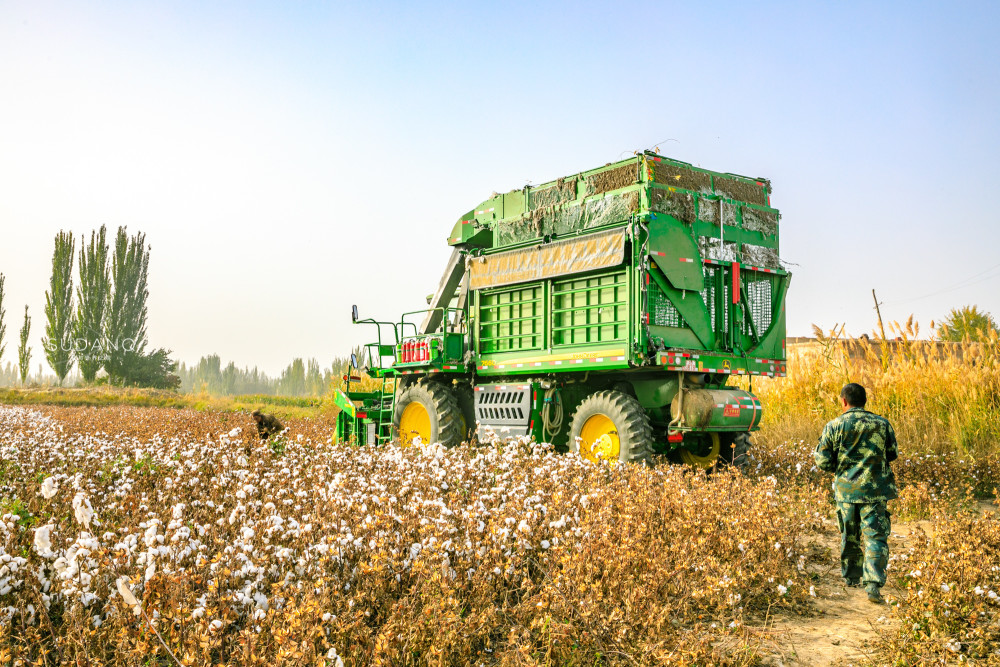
[[568, 390, 653, 464], [393, 380, 464, 447]]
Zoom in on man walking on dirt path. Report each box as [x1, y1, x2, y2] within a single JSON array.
[[814, 383, 898, 604]]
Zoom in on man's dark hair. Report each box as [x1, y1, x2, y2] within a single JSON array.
[[841, 383, 867, 407]]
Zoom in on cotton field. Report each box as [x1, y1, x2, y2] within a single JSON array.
[[0, 405, 837, 664]]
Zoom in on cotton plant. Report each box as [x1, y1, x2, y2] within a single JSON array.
[[0, 404, 837, 664]]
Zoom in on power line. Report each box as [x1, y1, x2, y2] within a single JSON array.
[[888, 262, 1000, 305]]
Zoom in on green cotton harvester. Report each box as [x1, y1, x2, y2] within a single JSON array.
[[334, 151, 789, 467]]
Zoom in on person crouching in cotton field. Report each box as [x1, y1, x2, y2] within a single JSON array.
[[814, 383, 898, 605], [251, 410, 284, 441]]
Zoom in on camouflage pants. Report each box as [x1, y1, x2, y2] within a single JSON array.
[[835, 501, 890, 587]]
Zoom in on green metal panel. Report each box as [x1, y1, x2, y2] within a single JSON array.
[[552, 270, 628, 347], [329, 388, 355, 418], [478, 284, 544, 353], [647, 214, 704, 291], [503, 190, 526, 219], [647, 265, 713, 349]]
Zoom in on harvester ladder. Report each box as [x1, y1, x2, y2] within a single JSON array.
[[377, 376, 396, 444]]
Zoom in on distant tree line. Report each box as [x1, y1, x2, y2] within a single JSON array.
[[177, 355, 353, 398]]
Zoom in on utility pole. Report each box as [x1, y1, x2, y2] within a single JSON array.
[[872, 289, 889, 370], [872, 289, 887, 341]]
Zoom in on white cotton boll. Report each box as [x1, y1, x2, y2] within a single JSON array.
[[172, 504, 185, 520], [941, 583, 950, 593], [40, 477, 58, 500], [33, 525, 53, 557], [326, 647, 345, 667], [72, 493, 94, 529], [144, 558, 156, 583], [228, 427, 241, 437], [540, 540, 551, 550], [191, 607, 205, 619], [517, 520, 531, 534], [209, 619, 223, 631], [777, 584, 788, 595]]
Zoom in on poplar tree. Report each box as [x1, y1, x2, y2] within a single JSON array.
[[75, 226, 110, 382], [104, 227, 149, 384], [0, 274, 7, 363], [18, 306, 31, 384], [43, 231, 76, 384]]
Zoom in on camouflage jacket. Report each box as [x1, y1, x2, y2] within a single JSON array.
[[814, 407, 898, 502]]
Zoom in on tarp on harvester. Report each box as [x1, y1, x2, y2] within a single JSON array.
[[469, 228, 626, 290]]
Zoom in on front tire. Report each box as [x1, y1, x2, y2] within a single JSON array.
[[393, 380, 464, 447], [568, 390, 653, 464], [454, 381, 476, 443]]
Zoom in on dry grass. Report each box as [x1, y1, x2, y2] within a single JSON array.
[[750, 319, 1000, 457], [876, 508, 1000, 662]]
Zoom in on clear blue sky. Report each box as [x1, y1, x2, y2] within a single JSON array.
[[1, 1, 998, 375]]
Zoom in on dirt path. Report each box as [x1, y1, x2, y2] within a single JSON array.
[[762, 502, 997, 666], [760, 523, 906, 666]]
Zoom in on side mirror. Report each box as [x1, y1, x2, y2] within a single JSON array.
[[351, 305, 359, 322], [350, 353, 358, 369]]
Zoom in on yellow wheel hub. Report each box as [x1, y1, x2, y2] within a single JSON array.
[[578, 414, 620, 463], [679, 432, 721, 469], [399, 402, 431, 447]]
